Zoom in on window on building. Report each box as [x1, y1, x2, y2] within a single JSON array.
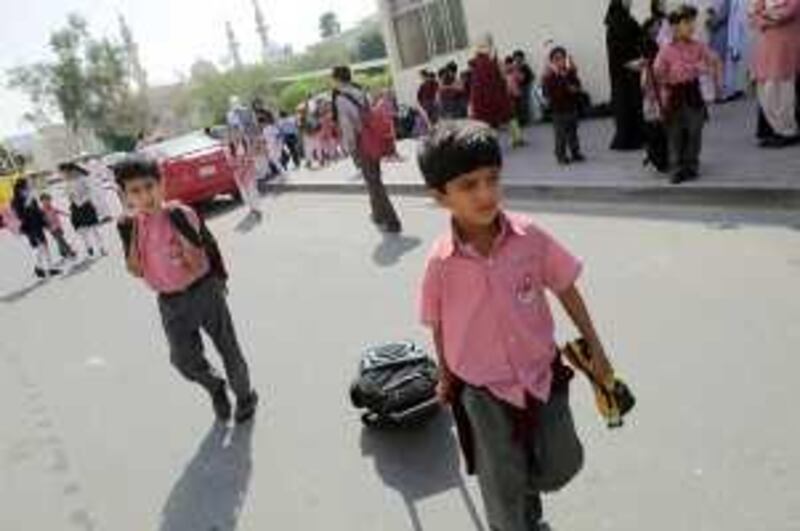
[[389, 0, 469, 69]]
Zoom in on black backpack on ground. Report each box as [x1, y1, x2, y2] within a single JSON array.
[[350, 341, 440, 428]]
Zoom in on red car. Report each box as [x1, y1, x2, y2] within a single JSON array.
[[141, 131, 239, 205]]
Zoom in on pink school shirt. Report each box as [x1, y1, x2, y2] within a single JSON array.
[[654, 39, 715, 86], [135, 204, 209, 294], [42, 204, 62, 231], [419, 212, 583, 408]]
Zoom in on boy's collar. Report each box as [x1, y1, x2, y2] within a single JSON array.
[[437, 211, 525, 259]]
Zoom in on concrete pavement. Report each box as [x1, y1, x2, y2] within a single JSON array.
[[271, 100, 800, 207], [1, 194, 800, 530]]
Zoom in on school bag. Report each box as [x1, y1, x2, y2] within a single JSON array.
[[349, 341, 440, 428], [334, 89, 395, 162], [116, 207, 228, 283], [561, 338, 635, 429]]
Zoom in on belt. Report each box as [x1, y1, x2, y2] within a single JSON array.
[[157, 273, 213, 301]]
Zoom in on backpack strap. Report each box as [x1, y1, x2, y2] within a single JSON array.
[[168, 207, 229, 282]]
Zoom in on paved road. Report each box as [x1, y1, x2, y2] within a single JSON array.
[[1, 194, 800, 531]]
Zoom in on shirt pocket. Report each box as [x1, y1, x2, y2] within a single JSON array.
[[503, 253, 548, 312]]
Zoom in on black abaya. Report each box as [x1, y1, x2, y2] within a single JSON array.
[[606, 1, 645, 151]]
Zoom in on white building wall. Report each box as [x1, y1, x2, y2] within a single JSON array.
[[379, 0, 656, 108]]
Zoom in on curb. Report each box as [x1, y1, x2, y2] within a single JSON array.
[[263, 181, 800, 209]]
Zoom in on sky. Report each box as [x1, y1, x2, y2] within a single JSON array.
[[0, 0, 378, 138]]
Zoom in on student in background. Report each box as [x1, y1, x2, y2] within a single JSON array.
[[40, 192, 77, 261], [542, 46, 587, 165], [11, 178, 60, 278]]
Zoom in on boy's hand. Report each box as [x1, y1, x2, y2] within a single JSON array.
[[588, 340, 614, 386], [436, 372, 458, 405]]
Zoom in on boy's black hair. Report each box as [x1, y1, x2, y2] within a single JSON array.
[[113, 155, 161, 190], [669, 4, 698, 24], [446, 61, 459, 73], [332, 65, 352, 83], [512, 49, 526, 60], [417, 120, 502, 192], [40, 192, 52, 201], [549, 46, 567, 61], [438, 66, 454, 84], [57, 161, 88, 176], [504, 55, 514, 65]]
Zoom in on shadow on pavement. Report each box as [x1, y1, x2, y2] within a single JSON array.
[[372, 234, 422, 267], [234, 212, 264, 234], [159, 421, 255, 531], [360, 413, 486, 531], [0, 279, 47, 304], [59, 258, 98, 280]]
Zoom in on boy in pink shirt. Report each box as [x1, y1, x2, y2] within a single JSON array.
[[417, 120, 615, 531], [114, 156, 258, 424], [654, 5, 722, 184]]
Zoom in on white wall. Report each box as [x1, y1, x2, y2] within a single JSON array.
[[380, 0, 655, 108]]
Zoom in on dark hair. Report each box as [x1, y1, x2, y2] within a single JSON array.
[[113, 155, 161, 190], [57, 162, 88, 176], [504, 55, 514, 65], [549, 46, 567, 61], [438, 66, 456, 85], [332, 65, 352, 83], [40, 192, 52, 201], [669, 4, 698, 24], [512, 50, 525, 60], [417, 120, 502, 192], [446, 61, 459, 74]]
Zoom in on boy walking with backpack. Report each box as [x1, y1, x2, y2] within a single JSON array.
[[114, 156, 258, 424], [417, 120, 615, 530], [332, 65, 402, 234]]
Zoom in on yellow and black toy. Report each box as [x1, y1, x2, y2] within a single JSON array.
[[561, 338, 635, 429]]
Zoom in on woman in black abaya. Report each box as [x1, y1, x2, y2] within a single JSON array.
[[605, 0, 646, 151]]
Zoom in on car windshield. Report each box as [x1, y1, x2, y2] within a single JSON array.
[[142, 132, 220, 158]]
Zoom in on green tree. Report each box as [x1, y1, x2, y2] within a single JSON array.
[[355, 30, 388, 61], [319, 12, 341, 39], [6, 13, 144, 149]]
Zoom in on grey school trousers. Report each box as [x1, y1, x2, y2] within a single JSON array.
[[461, 386, 584, 531], [552, 111, 582, 161], [356, 155, 401, 228], [667, 104, 705, 174], [157, 276, 252, 400]]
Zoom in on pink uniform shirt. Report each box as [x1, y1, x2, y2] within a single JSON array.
[[42, 204, 62, 231], [749, 0, 800, 82], [654, 39, 715, 85], [419, 212, 583, 408], [135, 204, 209, 295]]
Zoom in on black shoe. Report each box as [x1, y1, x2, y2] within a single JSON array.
[[685, 168, 699, 181], [235, 390, 259, 424], [383, 221, 403, 234], [48, 269, 61, 277], [34, 267, 46, 279], [670, 169, 689, 185], [210, 381, 232, 422], [571, 153, 586, 163]]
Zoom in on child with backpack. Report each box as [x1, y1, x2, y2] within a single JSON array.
[[417, 120, 616, 530], [114, 155, 258, 424], [40, 192, 77, 261], [10, 178, 60, 279]]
